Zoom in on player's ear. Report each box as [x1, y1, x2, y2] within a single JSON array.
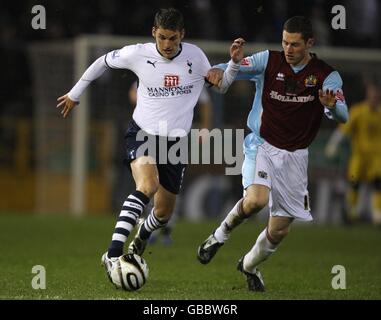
[[306, 38, 314, 49], [180, 29, 185, 40], [152, 27, 156, 38]]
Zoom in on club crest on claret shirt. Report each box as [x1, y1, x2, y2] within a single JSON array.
[[304, 75, 318, 87]]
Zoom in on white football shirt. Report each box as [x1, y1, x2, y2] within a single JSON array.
[[105, 42, 211, 137]]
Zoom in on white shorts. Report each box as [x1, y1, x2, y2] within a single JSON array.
[[242, 141, 312, 221]]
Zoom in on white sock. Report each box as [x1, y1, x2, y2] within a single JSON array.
[[214, 199, 245, 243], [243, 228, 277, 273]]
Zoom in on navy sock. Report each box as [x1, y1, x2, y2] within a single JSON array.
[[108, 191, 149, 257], [139, 209, 168, 241]]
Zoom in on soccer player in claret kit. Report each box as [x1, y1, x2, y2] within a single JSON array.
[[197, 16, 349, 292], [56, 8, 243, 286]]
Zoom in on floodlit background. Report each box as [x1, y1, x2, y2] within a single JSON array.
[[2, 0, 380, 222], [0, 0, 381, 300]]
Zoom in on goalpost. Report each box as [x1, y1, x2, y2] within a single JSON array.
[[28, 35, 381, 217]]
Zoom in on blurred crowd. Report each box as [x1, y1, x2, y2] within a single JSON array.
[[1, 1, 380, 223], [2, 0, 381, 44], [1, 0, 380, 118]]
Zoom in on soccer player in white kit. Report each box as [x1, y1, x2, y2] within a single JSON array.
[[127, 80, 213, 246], [57, 8, 244, 285]]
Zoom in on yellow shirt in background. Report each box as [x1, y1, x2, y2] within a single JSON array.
[[339, 101, 381, 181]]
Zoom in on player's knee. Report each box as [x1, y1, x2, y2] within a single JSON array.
[[268, 227, 290, 243], [136, 178, 159, 198], [243, 196, 268, 215]]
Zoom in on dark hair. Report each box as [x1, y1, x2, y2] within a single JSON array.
[[283, 16, 313, 41], [153, 8, 184, 31]]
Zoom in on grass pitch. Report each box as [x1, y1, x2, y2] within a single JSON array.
[[0, 213, 380, 300]]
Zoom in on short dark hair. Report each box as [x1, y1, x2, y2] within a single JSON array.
[[153, 8, 184, 31], [283, 16, 313, 41]]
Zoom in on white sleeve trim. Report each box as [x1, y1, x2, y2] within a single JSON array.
[[216, 59, 240, 93]]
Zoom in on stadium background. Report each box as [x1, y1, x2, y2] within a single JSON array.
[[1, 0, 381, 300], [2, 0, 380, 221]]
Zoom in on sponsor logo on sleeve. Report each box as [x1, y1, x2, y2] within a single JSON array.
[[335, 89, 345, 102], [240, 57, 252, 66], [258, 171, 268, 179]]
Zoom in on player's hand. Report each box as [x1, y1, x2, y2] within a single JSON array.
[[206, 68, 224, 86], [56, 94, 79, 118], [319, 89, 336, 109], [230, 38, 245, 63]]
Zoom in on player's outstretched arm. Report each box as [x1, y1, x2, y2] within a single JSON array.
[[56, 94, 79, 118], [318, 89, 336, 108], [321, 72, 349, 123], [206, 68, 224, 87], [230, 38, 245, 63], [56, 55, 110, 118], [209, 38, 246, 94], [319, 89, 348, 123]]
